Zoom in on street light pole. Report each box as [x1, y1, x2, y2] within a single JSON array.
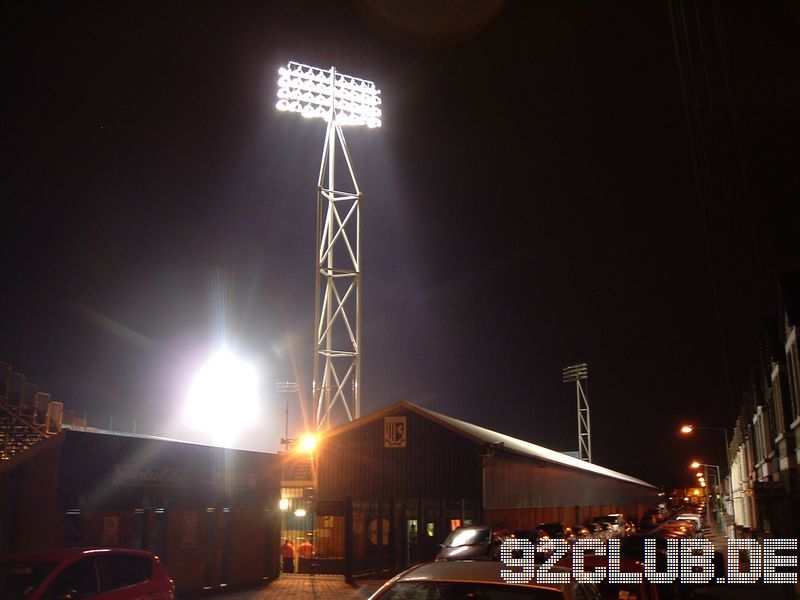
[[276, 381, 299, 452], [691, 460, 722, 520], [680, 423, 731, 526]]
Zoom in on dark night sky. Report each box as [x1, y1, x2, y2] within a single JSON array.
[[4, 1, 799, 487]]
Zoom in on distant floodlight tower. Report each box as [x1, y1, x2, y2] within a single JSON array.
[[562, 363, 591, 462], [276, 61, 381, 430]]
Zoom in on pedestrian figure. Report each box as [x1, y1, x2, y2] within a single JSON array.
[[280, 538, 295, 573], [298, 538, 314, 558]]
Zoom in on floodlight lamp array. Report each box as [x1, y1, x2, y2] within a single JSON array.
[[276, 61, 382, 128], [562, 363, 588, 382]]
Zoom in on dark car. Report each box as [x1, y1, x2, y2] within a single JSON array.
[[639, 514, 657, 530], [513, 528, 552, 548], [536, 522, 575, 543], [558, 551, 681, 600], [571, 525, 591, 540], [0, 547, 175, 600]]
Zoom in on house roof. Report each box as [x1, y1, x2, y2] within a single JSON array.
[[324, 401, 657, 489]]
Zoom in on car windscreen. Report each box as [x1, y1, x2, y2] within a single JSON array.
[[0, 561, 58, 600], [443, 528, 490, 548], [378, 581, 563, 599]]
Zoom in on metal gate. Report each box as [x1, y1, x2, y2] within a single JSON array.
[[313, 498, 480, 581]]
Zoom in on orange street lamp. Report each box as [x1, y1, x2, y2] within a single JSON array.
[[297, 432, 319, 456], [679, 424, 729, 457]]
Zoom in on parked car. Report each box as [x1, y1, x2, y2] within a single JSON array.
[[618, 534, 726, 580], [587, 522, 611, 542], [535, 522, 576, 543], [0, 547, 175, 600], [656, 521, 696, 538], [639, 514, 657, 530], [603, 513, 628, 537], [624, 520, 637, 536], [437, 525, 513, 561], [513, 528, 550, 543], [566, 551, 681, 600], [571, 525, 591, 540], [369, 558, 601, 599], [675, 513, 703, 532]]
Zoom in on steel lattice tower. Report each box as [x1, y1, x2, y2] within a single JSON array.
[[562, 363, 591, 462], [276, 62, 381, 429]]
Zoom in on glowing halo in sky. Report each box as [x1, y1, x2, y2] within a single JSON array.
[[184, 347, 260, 447]]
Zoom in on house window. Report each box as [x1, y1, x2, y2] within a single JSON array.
[[772, 367, 787, 435], [787, 341, 800, 422]]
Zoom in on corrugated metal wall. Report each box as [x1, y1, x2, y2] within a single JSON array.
[[485, 452, 658, 509], [317, 407, 483, 501], [57, 430, 281, 509], [0, 431, 283, 594]]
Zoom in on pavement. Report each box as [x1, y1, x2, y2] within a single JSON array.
[[689, 511, 800, 599], [187, 574, 386, 600]]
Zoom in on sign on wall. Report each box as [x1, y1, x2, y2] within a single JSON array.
[[101, 516, 119, 545], [384, 416, 407, 448]]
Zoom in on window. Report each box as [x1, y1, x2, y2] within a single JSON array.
[[379, 581, 562, 599], [772, 367, 787, 435], [101, 554, 152, 590], [43, 558, 99, 599], [788, 343, 800, 421]]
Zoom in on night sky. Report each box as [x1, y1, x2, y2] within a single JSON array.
[[5, 1, 799, 487]]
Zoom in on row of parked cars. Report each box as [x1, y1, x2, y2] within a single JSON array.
[[514, 513, 638, 547], [369, 507, 707, 599]]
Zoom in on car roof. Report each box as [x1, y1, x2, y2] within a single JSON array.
[[1, 547, 156, 563], [392, 560, 569, 591]]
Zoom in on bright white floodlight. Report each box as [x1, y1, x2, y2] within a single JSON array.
[[184, 347, 260, 446], [276, 61, 381, 128]]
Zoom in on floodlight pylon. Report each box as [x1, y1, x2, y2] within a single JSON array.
[[562, 363, 591, 462], [276, 62, 381, 430]]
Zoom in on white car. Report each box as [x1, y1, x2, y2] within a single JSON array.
[[675, 513, 702, 532]]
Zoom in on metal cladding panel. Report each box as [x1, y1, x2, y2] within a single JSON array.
[[317, 406, 483, 501], [485, 452, 658, 508], [57, 430, 281, 509]]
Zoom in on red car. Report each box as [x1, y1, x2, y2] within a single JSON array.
[[0, 547, 175, 600]]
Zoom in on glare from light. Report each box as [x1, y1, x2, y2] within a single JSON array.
[[276, 61, 382, 128], [690, 461, 701, 469], [693, 490, 701, 496], [700, 482, 707, 487], [680, 425, 693, 434], [696, 472, 703, 478], [298, 432, 319, 456], [184, 347, 260, 446], [294, 508, 307, 517], [279, 498, 289, 511]]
